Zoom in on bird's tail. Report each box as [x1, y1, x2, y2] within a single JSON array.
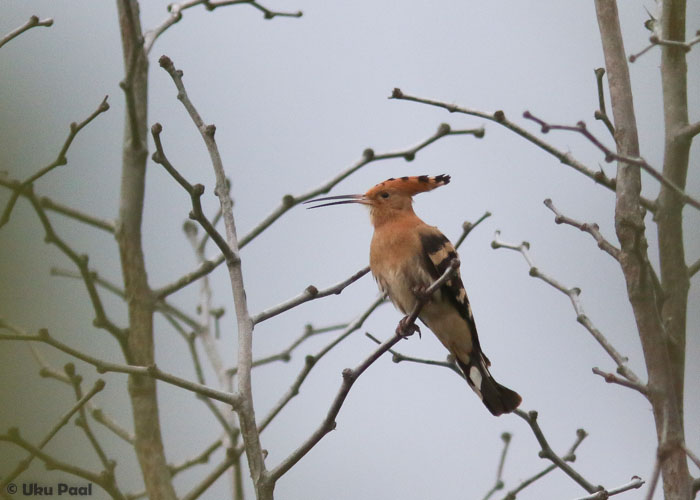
[[456, 357, 521, 416]]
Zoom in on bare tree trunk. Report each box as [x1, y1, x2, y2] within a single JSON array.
[[115, 1, 177, 499], [594, 1, 691, 499], [657, 0, 692, 498]]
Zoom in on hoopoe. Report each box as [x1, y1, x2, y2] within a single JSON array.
[[306, 175, 521, 416]]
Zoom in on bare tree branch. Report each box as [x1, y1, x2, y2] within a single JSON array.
[[365, 331, 460, 374], [514, 410, 601, 494], [522, 111, 700, 211], [592, 367, 648, 395], [0, 96, 110, 228], [573, 476, 644, 499], [252, 266, 370, 324], [630, 30, 700, 63], [0, 15, 53, 49], [158, 53, 268, 497], [0, 177, 115, 232], [169, 438, 223, 476], [229, 322, 348, 377], [388, 88, 656, 212], [544, 198, 620, 260], [151, 122, 238, 265], [491, 231, 644, 389], [144, 0, 302, 53]]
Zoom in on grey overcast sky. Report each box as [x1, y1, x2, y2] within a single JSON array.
[[1, 1, 699, 499]]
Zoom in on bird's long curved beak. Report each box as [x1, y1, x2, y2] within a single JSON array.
[[303, 194, 369, 209]]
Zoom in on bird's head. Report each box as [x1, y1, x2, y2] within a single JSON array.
[[305, 174, 450, 227]]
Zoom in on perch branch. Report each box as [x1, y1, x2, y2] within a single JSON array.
[[265, 260, 460, 484]]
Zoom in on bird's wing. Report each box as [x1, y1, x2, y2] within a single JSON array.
[[418, 228, 490, 365]]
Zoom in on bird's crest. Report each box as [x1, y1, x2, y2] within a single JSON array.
[[365, 174, 450, 198]]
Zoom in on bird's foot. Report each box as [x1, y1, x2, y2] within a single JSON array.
[[412, 285, 429, 301], [396, 316, 421, 339]]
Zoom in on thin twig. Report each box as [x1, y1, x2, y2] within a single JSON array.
[[481, 433, 512, 500], [522, 111, 700, 211], [0, 177, 115, 232], [593, 68, 615, 137], [0, 96, 110, 228], [683, 444, 700, 471], [453, 211, 492, 249], [388, 88, 656, 212], [591, 367, 648, 395], [169, 438, 223, 476], [629, 31, 700, 62], [501, 428, 587, 500], [251, 267, 370, 324], [514, 410, 601, 493], [688, 257, 700, 279], [544, 199, 620, 260], [151, 123, 238, 265], [491, 231, 645, 389], [0, 15, 53, 49], [229, 322, 348, 377], [144, 0, 302, 53], [364, 331, 460, 375], [573, 476, 644, 499]]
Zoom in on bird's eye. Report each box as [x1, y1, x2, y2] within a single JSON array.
[[380, 192, 390, 199]]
